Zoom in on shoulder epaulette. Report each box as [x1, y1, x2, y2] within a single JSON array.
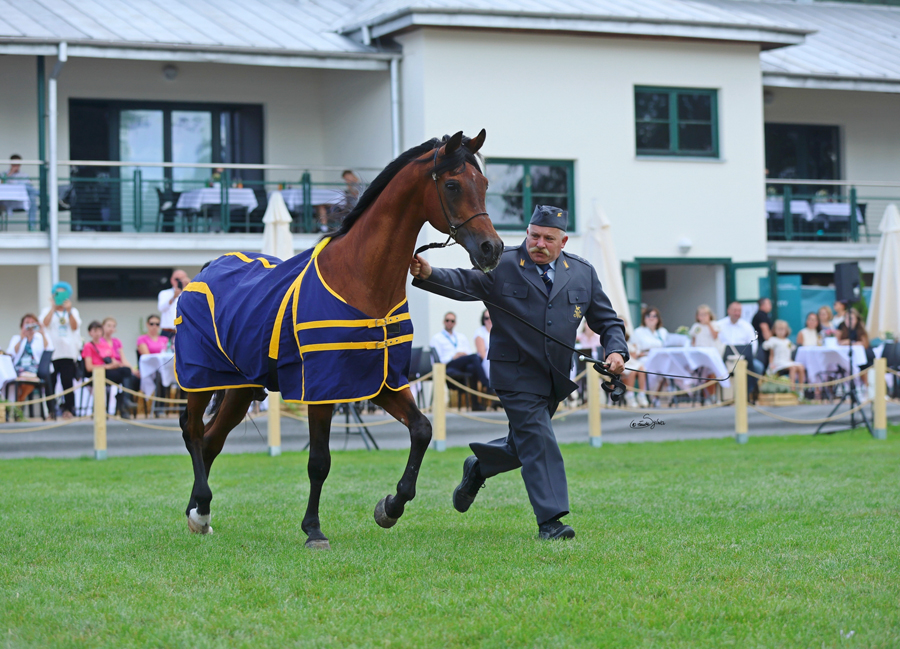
[[564, 252, 590, 266]]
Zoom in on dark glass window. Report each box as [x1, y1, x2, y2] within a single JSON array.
[[484, 159, 574, 229], [78, 268, 172, 300], [635, 87, 718, 157], [765, 123, 839, 182]]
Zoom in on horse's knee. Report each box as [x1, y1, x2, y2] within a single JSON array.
[[308, 453, 331, 483], [411, 414, 432, 447]]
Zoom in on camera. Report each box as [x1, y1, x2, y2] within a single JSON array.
[[176, 278, 184, 290], [26, 323, 40, 331]]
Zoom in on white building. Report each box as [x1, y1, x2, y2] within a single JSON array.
[[1, 0, 898, 354]]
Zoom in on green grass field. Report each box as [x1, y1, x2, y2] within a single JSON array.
[[2, 430, 899, 648]]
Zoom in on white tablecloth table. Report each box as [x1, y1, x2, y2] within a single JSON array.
[[811, 202, 865, 224], [765, 198, 814, 221], [0, 184, 30, 211], [139, 352, 176, 396], [0, 355, 17, 394], [176, 188, 258, 212], [644, 347, 731, 388], [795, 346, 869, 383], [278, 188, 345, 212]]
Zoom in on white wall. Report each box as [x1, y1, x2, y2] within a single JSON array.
[[640, 263, 726, 332], [398, 28, 769, 345]]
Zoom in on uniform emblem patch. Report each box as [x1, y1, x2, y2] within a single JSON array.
[[573, 305, 582, 319], [557, 212, 562, 217], [519, 258, 525, 266]]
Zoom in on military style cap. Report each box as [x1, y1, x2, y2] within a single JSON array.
[[529, 204, 568, 232]]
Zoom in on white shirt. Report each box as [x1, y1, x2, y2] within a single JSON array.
[[430, 329, 471, 364], [631, 326, 668, 353], [158, 288, 180, 330], [38, 306, 80, 360], [6, 332, 50, 367], [716, 316, 758, 354]]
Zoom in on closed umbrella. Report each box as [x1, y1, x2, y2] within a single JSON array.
[[581, 201, 633, 335], [261, 191, 294, 260], [867, 203, 900, 339]]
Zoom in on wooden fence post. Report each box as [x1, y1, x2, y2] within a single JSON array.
[[874, 357, 887, 440], [587, 367, 602, 448], [734, 359, 748, 444], [268, 391, 282, 456], [432, 363, 447, 451], [93, 366, 107, 460]]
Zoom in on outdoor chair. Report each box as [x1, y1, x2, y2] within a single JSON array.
[[155, 187, 183, 232]]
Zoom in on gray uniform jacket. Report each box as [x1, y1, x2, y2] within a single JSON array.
[[413, 241, 629, 402]]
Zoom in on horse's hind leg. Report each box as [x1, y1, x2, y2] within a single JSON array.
[[183, 388, 257, 521], [302, 404, 334, 550], [181, 391, 214, 534], [370, 387, 432, 527]]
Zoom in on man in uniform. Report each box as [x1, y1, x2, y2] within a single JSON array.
[[410, 205, 628, 539]]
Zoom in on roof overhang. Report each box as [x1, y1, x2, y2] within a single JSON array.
[[763, 72, 900, 95], [0, 39, 394, 71], [341, 9, 810, 50]]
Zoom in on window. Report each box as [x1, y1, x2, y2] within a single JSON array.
[[765, 123, 839, 196], [635, 87, 718, 157], [78, 267, 172, 300], [484, 159, 574, 229]]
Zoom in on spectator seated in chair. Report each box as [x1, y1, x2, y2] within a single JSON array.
[[762, 320, 806, 389], [82, 320, 139, 418], [429, 311, 491, 394], [137, 314, 168, 355], [5, 313, 51, 403]]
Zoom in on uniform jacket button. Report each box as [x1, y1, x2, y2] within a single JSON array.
[[548, 320, 552, 325]]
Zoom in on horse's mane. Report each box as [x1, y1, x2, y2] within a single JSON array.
[[327, 135, 484, 238]]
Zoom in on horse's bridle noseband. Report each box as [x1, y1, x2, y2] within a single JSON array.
[[416, 147, 489, 257]]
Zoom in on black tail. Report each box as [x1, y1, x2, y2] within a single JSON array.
[[207, 389, 227, 424]]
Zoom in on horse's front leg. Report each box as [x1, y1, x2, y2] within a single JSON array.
[[370, 387, 432, 527], [181, 391, 213, 534], [302, 404, 333, 550]]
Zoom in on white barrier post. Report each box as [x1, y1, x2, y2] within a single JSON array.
[[874, 357, 887, 440], [432, 363, 447, 451], [93, 366, 107, 460], [734, 359, 748, 444], [268, 391, 282, 456], [588, 368, 602, 448]]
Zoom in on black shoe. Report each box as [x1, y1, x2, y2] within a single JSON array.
[[538, 519, 575, 540], [452, 455, 484, 513]]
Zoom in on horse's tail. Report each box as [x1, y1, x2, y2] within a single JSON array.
[[207, 389, 228, 424]]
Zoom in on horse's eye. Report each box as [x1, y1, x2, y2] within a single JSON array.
[[444, 181, 460, 192]]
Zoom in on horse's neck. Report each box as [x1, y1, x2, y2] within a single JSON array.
[[318, 172, 426, 318]]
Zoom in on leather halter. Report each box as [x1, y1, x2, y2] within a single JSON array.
[[415, 147, 489, 257]]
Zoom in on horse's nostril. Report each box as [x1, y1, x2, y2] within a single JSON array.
[[481, 241, 493, 258]]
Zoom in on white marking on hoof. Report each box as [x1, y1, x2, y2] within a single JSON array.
[[187, 508, 213, 535], [305, 538, 331, 550], [374, 495, 398, 529]]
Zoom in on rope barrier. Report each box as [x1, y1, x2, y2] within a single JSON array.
[[107, 414, 183, 431], [749, 400, 872, 425], [105, 380, 188, 404], [608, 400, 735, 414], [747, 369, 865, 389], [887, 367, 900, 377], [409, 372, 433, 384], [450, 405, 590, 426], [0, 416, 91, 434], [0, 384, 80, 407], [444, 376, 501, 401], [624, 379, 719, 397]]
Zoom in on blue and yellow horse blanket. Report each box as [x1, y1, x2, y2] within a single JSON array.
[[174, 238, 414, 404]]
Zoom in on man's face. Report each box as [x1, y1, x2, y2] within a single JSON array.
[[728, 303, 742, 322], [526, 225, 567, 265], [172, 271, 190, 288], [443, 314, 456, 333], [9, 164, 20, 174]]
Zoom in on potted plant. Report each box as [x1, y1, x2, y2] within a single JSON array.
[[757, 375, 799, 406]]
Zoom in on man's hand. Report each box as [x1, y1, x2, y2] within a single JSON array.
[[605, 352, 625, 375], [409, 254, 432, 280]]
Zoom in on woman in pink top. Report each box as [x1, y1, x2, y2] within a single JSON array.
[[101, 317, 139, 377], [137, 314, 168, 355]]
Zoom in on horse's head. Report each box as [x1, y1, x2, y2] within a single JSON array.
[[426, 130, 503, 273]]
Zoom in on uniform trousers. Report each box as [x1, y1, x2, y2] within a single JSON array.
[[469, 389, 569, 525]]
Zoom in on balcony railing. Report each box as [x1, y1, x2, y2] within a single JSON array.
[[0, 161, 378, 234], [766, 179, 900, 243]]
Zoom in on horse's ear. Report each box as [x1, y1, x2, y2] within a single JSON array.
[[465, 129, 487, 154], [443, 131, 463, 156]]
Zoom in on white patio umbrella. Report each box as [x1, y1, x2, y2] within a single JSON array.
[[866, 203, 900, 339], [581, 201, 633, 335], [261, 191, 294, 260]]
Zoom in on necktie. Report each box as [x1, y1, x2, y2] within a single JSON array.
[[538, 264, 552, 292]]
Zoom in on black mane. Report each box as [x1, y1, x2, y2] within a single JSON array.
[[327, 135, 484, 238]]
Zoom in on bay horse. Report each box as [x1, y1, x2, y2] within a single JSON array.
[[175, 130, 503, 549]]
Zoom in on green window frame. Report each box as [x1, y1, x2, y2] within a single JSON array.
[[484, 158, 575, 230], [635, 86, 719, 158]]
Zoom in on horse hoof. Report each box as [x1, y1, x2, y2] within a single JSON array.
[[305, 538, 331, 550], [374, 495, 398, 529], [187, 508, 213, 535]]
